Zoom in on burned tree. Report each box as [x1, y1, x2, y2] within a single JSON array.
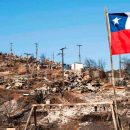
[[84, 58, 106, 71], [84, 58, 106, 79], [122, 57, 130, 72]]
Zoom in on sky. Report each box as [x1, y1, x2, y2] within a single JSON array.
[[0, 0, 130, 70]]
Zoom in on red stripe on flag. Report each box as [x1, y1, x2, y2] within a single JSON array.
[[111, 30, 130, 55]]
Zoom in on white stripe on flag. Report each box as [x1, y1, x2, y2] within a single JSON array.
[[125, 12, 130, 29]]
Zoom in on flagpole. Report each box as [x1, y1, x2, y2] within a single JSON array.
[[119, 55, 122, 79], [104, 8, 120, 130]]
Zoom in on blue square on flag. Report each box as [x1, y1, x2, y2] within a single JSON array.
[[109, 13, 127, 32]]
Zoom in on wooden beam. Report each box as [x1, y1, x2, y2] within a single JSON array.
[[32, 101, 113, 108], [34, 107, 37, 130], [24, 106, 34, 130]]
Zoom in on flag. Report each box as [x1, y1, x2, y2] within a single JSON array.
[[108, 13, 130, 55]]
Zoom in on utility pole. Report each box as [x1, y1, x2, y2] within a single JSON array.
[[9, 43, 14, 79], [10, 43, 13, 55], [77, 44, 82, 63], [50, 52, 55, 70], [34, 43, 39, 78], [24, 53, 32, 88], [34, 43, 38, 60], [53, 52, 55, 63], [58, 47, 66, 93]]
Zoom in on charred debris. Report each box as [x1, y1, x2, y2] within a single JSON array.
[[0, 52, 130, 130]]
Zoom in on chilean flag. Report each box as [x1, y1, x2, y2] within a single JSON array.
[[108, 13, 130, 55]]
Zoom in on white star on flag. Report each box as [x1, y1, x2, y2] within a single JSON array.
[[112, 17, 121, 25]]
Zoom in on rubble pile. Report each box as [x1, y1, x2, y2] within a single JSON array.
[[0, 52, 129, 130]]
